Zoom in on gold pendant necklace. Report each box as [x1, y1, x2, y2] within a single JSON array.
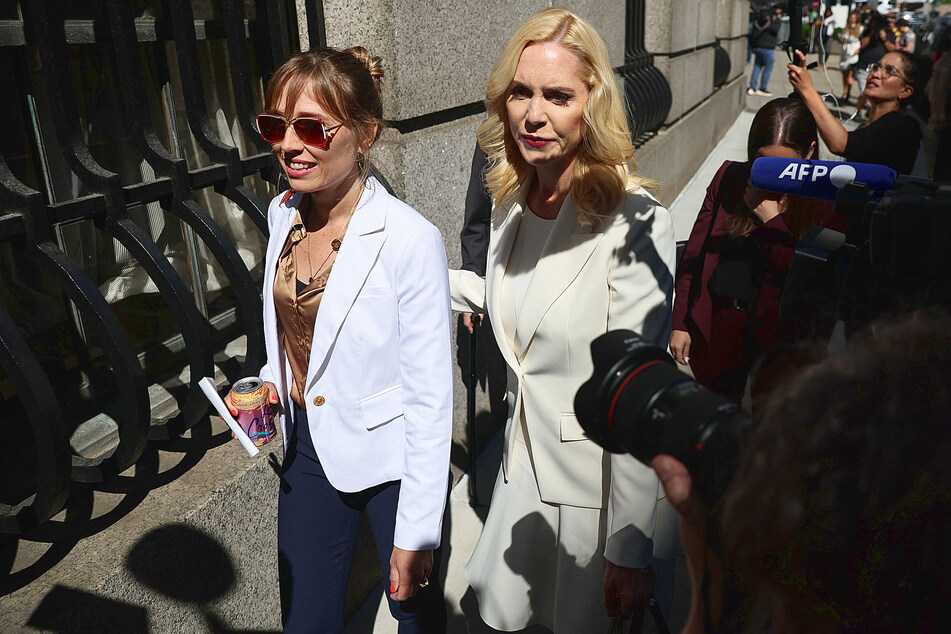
[[304, 188, 361, 284]]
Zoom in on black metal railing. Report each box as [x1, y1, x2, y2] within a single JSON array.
[[622, 0, 673, 144], [714, 40, 732, 88], [0, 0, 297, 534]]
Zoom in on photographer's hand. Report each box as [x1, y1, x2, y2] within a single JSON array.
[[652, 455, 724, 634], [788, 49, 848, 155], [787, 49, 817, 99]]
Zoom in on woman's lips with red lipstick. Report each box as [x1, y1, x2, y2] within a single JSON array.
[[522, 134, 552, 148], [284, 159, 316, 178]]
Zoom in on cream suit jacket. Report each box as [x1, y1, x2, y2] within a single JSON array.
[[449, 184, 677, 568], [261, 178, 454, 551]]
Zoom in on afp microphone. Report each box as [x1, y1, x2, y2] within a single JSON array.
[[750, 158, 896, 201]]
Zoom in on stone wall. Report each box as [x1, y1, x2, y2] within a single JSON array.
[[639, 0, 749, 202], [646, 0, 748, 124]]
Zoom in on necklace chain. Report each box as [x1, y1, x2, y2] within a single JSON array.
[[302, 189, 360, 284]]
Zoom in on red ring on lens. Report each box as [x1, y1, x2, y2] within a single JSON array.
[[606, 360, 666, 438]]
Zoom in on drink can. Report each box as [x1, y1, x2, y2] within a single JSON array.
[[231, 377, 276, 447]]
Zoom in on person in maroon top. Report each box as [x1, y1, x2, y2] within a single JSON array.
[[670, 99, 846, 404]]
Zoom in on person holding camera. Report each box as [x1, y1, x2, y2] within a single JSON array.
[[654, 312, 951, 632], [670, 99, 844, 405], [449, 8, 678, 631], [788, 47, 923, 175]]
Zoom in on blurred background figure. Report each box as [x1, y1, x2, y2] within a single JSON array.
[[898, 18, 917, 53], [749, 6, 783, 97], [815, 8, 836, 70], [839, 11, 864, 103], [926, 31, 951, 181]]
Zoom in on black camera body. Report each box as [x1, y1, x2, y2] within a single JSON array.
[[782, 178, 951, 333], [574, 330, 751, 509]]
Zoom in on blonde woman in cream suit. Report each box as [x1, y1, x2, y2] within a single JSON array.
[[450, 8, 678, 633]]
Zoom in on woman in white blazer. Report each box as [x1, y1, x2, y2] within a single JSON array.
[[227, 47, 453, 633], [450, 9, 678, 631]]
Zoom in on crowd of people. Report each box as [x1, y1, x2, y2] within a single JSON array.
[[220, 4, 949, 633]]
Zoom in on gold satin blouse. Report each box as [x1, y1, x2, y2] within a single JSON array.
[[273, 205, 335, 408]]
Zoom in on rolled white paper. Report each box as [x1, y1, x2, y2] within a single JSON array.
[[199, 377, 260, 457]]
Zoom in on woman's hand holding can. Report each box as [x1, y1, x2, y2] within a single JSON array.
[[226, 381, 279, 416], [226, 377, 279, 447]]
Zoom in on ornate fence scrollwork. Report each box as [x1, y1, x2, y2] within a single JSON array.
[[714, 40, 732, 88], [26, 0, 215, 447], [621, 0, 673, 143], [0, 0, 297, 535]]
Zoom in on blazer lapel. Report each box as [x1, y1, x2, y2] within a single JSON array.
[[514, 193, 603, 357], [486, 193, 524, 373], [263, 194, 299, 401], [305, 182, 386, 390]]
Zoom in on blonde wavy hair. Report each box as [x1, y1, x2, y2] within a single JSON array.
[[477, 7, 652, 227]]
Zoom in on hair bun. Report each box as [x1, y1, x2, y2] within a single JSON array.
[[346, 46, 384, 89]]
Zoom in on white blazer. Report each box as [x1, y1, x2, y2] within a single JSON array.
[[449, 184, 677, 568], [261, 177, 453, 552]]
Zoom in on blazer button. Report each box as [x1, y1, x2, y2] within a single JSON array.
[[313, 395, 325, 406]]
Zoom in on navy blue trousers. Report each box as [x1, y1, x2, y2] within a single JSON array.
[[278, 402, 422, 633]]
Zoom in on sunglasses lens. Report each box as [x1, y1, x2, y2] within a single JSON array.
[[293, 118, 328, 146], [257, 115, 286, 143]]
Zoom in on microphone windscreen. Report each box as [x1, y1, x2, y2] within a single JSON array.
[[750, 158, 897, 201]]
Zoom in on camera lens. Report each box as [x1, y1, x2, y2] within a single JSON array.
[[575, 330, 752, 507]]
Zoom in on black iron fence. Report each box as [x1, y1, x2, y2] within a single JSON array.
[[0, 0, 301, 535], [622, 0, 674, 143]]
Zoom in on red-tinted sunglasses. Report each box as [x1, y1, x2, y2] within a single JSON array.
[[256, 113, 342, 148]]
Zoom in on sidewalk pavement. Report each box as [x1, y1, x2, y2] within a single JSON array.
[[348, 48, 909, 634]]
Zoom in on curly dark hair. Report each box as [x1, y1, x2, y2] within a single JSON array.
[[721, 312, 951, 631]]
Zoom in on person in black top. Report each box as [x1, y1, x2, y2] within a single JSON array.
[[788, 49, 923, 175], [749, 6, 782, 96]]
